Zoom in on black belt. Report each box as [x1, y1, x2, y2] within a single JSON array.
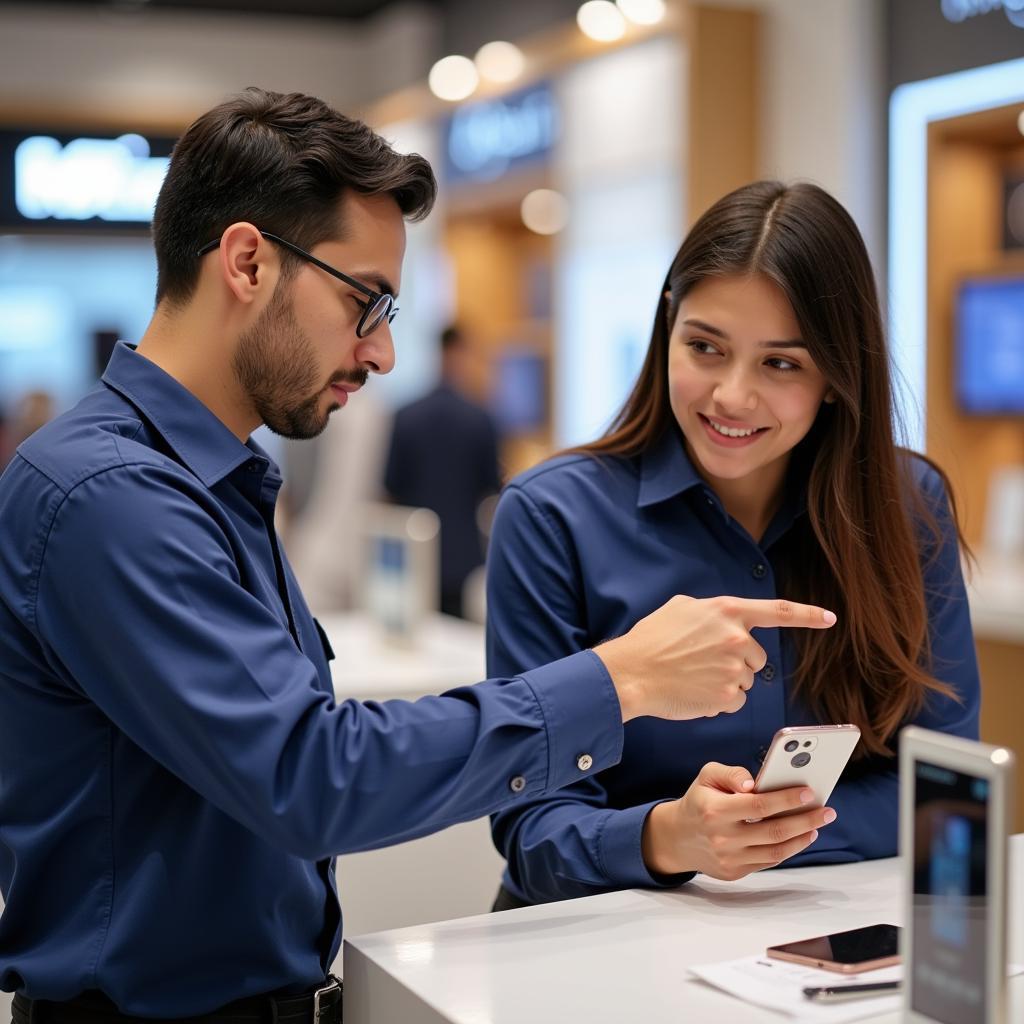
[[12, 976, 342, 1024]]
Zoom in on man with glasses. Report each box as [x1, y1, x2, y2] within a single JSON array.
[[0, 88, 837, 1024]]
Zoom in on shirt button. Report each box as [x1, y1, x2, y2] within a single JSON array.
[[577, 753, 593, 772], [247, 460, 261, 473], [509, 775, 526, 794], [752, 563, 767, 579], [762, 663, 776, 681]]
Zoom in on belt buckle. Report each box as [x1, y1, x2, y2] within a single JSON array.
[[312, 975, 341, 1024]]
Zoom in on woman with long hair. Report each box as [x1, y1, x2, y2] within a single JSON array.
[[486, 180, 979, 908]]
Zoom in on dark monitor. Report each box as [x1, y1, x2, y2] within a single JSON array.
[[910, 761, 990, 1023], [901, 727, 1014, 1024], [956, 277, 1024, 415]]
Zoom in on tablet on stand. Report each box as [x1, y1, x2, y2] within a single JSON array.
[[900, 726, 1015, 1024]]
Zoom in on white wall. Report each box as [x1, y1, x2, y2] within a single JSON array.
[[0, 2, 438, 123], [554, 35, 686, 445], [708, 0, 886, 270]]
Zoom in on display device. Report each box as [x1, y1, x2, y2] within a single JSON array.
[[357, 503, 440, 642], [956, 277, 1024, 415], [900, 726, 1015, 1024]]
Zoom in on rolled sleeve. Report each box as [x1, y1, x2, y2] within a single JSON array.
[[32, 464, 625, 859], [520, 650, 622, 794]]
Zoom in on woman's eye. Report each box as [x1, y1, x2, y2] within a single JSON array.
[[686, 340, 720, 356], [766, 357, 800, 372]]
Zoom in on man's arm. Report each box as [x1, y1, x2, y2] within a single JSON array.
[[34, 463, 624, 859]]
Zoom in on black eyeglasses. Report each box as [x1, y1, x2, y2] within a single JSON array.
[[197, 230, 398, 338]]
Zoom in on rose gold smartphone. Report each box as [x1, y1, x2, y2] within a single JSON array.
[[766, 923, 901, 973], [752, 724, 861, 817]]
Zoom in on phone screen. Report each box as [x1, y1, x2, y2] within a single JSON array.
[[769, 923, 899, 965], [910, 760, 989, 1024]]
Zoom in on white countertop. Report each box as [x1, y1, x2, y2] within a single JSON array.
[[343, 835, 1024, 1024], [966, 552, 1024, 645], [322, 611, 486, 701]]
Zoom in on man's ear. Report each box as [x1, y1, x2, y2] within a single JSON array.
[[216, 222, 278, 305]]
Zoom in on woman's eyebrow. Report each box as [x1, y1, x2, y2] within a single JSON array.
[[682, 317, 729, 339], [682, 317, 805, 348]]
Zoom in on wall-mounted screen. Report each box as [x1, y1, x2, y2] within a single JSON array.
[[0, 129, 175, 231], [956, 277, 1024, 415]]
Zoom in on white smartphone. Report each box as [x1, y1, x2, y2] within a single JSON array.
[[752, 724, 861, 816], [899, 726, 1015, 1024]]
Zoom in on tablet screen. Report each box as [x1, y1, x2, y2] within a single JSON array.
[[910, 759, 989, 1024]]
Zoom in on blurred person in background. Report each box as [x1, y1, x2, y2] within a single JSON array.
[[0, 91, 838, 1024], [486, 180, 980, 911], [7, 389, 55, 453], [384, 323, 501, 618]]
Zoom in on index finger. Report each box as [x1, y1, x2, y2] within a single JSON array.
[[731, 598, 837, 630]]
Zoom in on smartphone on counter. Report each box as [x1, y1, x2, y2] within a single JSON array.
[[752, 724, 861, 816], [767, 922, 901, 974]]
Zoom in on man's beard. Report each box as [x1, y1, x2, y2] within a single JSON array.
[[233, 284, 365, 440]]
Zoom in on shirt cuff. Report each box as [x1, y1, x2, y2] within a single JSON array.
[[519, 649, 623, 793], [599, 800, 696, 890]]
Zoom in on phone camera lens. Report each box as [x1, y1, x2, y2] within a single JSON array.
[[791, 752, 812, 768], [803, 740, 812, 748], [784, 740, 799, 752]]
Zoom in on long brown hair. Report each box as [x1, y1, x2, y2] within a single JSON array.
[[574, 180, 966, 757]]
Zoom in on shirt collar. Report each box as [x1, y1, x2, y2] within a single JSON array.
[[637, 428, 707, 509], [101, 342, 266, 488], [637, 426, 808, 538]]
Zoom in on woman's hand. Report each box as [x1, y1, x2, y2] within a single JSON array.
[[641, 762, 838, 880]]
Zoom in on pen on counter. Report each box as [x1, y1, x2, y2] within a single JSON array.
[[802, 980, 900, 1003]]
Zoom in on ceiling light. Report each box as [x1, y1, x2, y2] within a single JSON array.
[[428, 55, 479, 102], [576, 1, 627, 42], [616, 0, 666, 25], [475, 41, 525, 84], [521, 189, 569, 235]]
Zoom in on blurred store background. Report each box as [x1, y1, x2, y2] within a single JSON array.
[[1, 0, 1023, 971]]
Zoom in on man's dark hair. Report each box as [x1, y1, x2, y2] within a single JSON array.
[[440, 325, 464, 351], [152, 87, 437, 307]]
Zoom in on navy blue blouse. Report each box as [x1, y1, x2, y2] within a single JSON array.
[[486, 429, 980, 904]]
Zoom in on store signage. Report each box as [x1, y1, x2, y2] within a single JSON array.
[[445, 81, 559, 184], [941, 0, 1024, 27], [0, 128, 175, 230]]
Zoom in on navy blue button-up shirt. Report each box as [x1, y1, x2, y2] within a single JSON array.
[[0, 344, 622, 1015], [487, 430, 980, 905]]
